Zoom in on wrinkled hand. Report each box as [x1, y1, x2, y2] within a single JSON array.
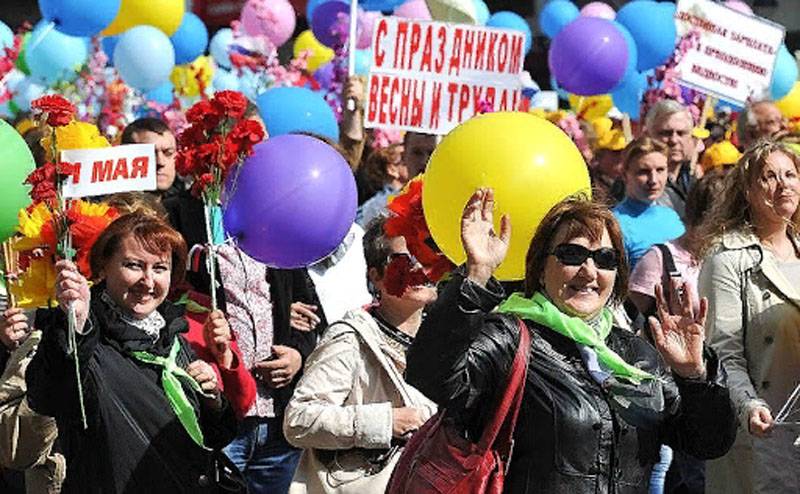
[[392, 407, 425, 438], [253, 345, 302, 389], [0, 308, 31, 350], [55, 260, 91, 333], [203, 310, 234, 369], [290, 302, 321, 332], [461, 188, 511, 286], [749, 406, 774, 438], [187, 360, 221, 405], [648, 280, 708, 379]]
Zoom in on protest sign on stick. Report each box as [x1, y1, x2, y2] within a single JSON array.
[[59, 144, 157, 198], [365, 17, 525, 135], [674, 0, 785, 106]]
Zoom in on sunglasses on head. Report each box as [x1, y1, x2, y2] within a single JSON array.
[[551, 243, 620, 271]]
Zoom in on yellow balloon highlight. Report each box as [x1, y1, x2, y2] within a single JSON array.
[[102, 0, 185, 37], [423, 112, 591, 280], [293, 30, 334, 73], [776, 81, 800, 120]]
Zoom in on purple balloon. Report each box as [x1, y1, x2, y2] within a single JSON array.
[[314, 62, 336, 89], [548, 17, 629, 96], [311, 0, 349, 48], [223, 135, 357, 269]]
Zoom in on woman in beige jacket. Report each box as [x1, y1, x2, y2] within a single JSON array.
[[697, 140, 800, 494], [284, 218, 437, 493]]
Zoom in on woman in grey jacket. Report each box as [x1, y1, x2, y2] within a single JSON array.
[[697, 140, 800, 494]]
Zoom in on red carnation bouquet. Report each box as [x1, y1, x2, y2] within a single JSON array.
[[176, 90, 265, 309]]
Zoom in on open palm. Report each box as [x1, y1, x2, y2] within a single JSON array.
[[649, 281, 708, 379], [460, 188, 511, 282]]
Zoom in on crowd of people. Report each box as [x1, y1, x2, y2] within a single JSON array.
[[0, 43, 799, 494]]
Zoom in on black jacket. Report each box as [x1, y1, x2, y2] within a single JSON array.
[[406, 273, 737, 494], [26, 288, 237, 493]]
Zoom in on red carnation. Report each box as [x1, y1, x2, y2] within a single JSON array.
[[213, 90, 248, 120], [30, 181, 57, 203], [186, 100, 221, 131], [31, 95, 76, 127], [24, 163, 57, 187], [228, 119, 265, 156], [178, 123, 207, 149], [191, 173, 214, 197]]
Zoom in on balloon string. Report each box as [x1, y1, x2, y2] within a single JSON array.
[[203, 200, 218, 312], [26, 20, 56, 55]]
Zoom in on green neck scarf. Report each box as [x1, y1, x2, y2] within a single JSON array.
[[497, 292, 655, 384], [131, 339, 211, 449]]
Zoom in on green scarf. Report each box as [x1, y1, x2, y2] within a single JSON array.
[[131, 339, 212, 449], [497, 292, 655, 384]]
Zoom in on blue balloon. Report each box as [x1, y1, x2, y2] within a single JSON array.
[[357, 0, 406, 14], [612, 21, 638, 87], [12, 78, 46, 112], [213, 69, 241, 92], [145, 81, 174, 105], [257, 87, 339, 141], [550, 75, 569, 101], [0, 20, 13, 50], [171, 13, 209, 65], [210, 28, 234, 69], [355, 49, 371, 76], [539, 0, 579, 39], [611, 70, 648, 120], [771, 44, 798, 101], [114, 25, 175, 91], [487, 11, 532, 54], [617, 0, 676, 72], [101, 36, 118, 64], [25, 22, 88, 85], [39, 0, 120, 37], [473, 0, 490, 25]]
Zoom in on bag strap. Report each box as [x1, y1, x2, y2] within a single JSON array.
[[476, 317, 531, 457], [654, 244, 680, 279]]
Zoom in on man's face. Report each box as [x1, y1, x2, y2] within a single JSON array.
[[401, 133, 437, 179], [130, 130, 177, 191], [649, 111, 695, 166], [750, 102, 785, 141]]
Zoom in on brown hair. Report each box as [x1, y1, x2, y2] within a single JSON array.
[[106, 192, 168, 219], [524, 195, 629, 305], [622, 136, 669, 173], [90, 212, 187, 285], [693, 139, 800, 257]]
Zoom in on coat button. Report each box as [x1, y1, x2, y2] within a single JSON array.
[[762, 381, 770, 390], [763, 292, 771, 301], [764, 336, 774, 344], [198, 475, 210, 487]]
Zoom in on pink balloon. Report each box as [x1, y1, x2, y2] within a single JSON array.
[[580, 2, 616, 20], [394, 0, 431, 20], [358, 10, 381, 50], [724, 1, 753, 15], [241, 0, 297, 47]]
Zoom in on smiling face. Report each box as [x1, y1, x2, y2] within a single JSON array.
[[542, 228, 617, 319], [100, 235, 172, 319], [624, 151, 669, 203], [747, 150, 800, 226]]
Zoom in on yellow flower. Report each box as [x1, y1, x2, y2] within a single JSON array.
[[171, 55, 214, 97], [42, 121, 110, 161], [591, 117, 627, 151], [14, 203, 53, 252], [73, 199, 113, 218], [9, 257, 57, 309]]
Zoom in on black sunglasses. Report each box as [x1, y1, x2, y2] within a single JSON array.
[[551, 243, 620, 271]]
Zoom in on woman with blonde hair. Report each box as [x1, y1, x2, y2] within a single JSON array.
[[697, 139, 800, 493]]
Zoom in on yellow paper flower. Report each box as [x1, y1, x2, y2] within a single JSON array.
[[9, 257, 57, 309], [591, 117, 627, 151], [42, 121, 111, 161], [568, 94, 613, 120], [171, 55, 214, 98], [701, 140, 742, 171], [14, 202, 53, 252]]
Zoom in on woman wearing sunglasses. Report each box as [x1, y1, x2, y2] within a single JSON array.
[[406, 189, 737, 493]]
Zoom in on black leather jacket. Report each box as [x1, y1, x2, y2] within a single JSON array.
[[407, 273, 737, 494]]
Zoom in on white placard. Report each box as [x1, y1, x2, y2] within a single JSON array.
[[365, 17, 526, 135], [60, 144, 157, 198], [674, 0, 785, 105]]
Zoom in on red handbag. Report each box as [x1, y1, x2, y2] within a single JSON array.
[[386, 319, 531, 494]]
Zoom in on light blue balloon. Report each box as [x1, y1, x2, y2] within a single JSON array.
[[487, 11, 532, 54], [355, 49, 371, 76], [539, 0, 579, 39], [0, 20, 13, 50], [25, 22, 88, 85], [114, 25, 175, 92], [171, 12, 209, 65], [12, 78, 46, 112], [472, 0, 490, 25], [210, 28, 234, 69], [39, 0, 121, 37], [257, 87, 339, 141], [5, 70, 25, 93], [771, 44, 798, 101], [612, 21, 638, 87], [213, 69, 241, 92], [617, 0, 676, 72], [550, 75, 569, 101], [145, 81, 174, 105], [612, 70, 648, 120]]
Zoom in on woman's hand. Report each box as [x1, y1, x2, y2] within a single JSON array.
[[392, 407, 425, 438], [648, 280, 708, 379], [289, 302, 321, 332], [748, 405, 774, 437], [252, 345, 302, 389], [55, 260, 91, 333], [203, 310, 234, 369], [187, 360, 221, 404], [0, 308, 31, 350], [461, 188, 511, 286]]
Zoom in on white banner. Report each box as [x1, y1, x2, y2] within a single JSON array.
[[60, 144, 157, 198], [674, 0, 785, 105], [365, 17, 526, 135]]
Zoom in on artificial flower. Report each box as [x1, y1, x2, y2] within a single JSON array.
[[213, 90, 248, 119], [31, 95, 76, 127], [41, 121, 110, 161]]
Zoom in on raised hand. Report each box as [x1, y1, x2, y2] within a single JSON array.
[[460, 188, 511, 286], [0, 308, 31, 350], [203, 310, 234, 369], [648, 280, 708, 379], [55, 259, 91, 333]]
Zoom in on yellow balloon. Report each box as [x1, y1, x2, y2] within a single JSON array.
[[102, 0, 185, 37], [568, 93, 613, 121], [776, 81, 800, 119], [423, 112, 591, 281], [293, 30, 334, 73]]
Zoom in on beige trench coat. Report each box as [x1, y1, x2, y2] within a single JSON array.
[[700, 231, 800, 494]]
